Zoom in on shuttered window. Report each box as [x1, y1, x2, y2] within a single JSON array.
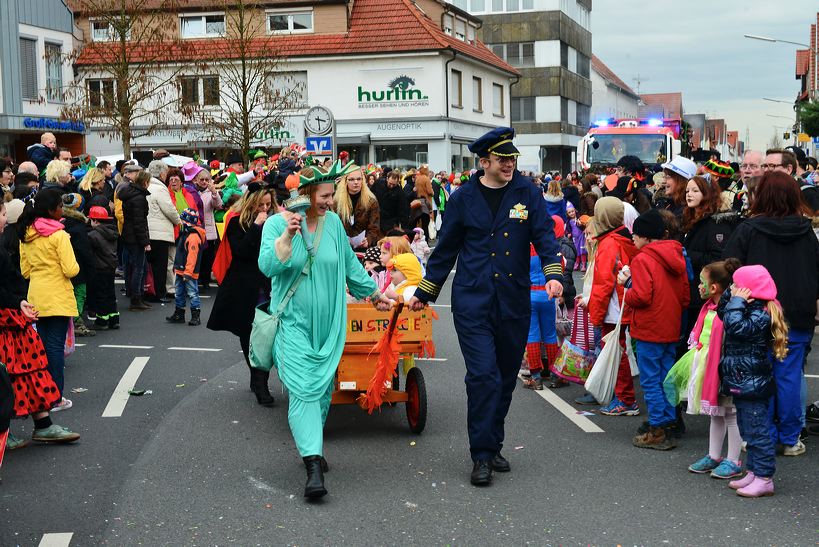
[[20, 38, 38, 100]]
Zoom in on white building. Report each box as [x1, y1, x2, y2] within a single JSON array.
[[590, 55, 639, 122], [75, 0, 518, 172]]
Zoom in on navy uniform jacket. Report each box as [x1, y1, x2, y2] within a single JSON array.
[[414, 170, 562, 320]]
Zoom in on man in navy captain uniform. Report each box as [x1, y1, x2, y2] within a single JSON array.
[[408, 127, 563, 486]]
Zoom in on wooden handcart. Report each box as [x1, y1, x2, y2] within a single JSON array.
[[332, 302, 436, 433]]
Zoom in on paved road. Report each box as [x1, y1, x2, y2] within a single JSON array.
[[2, 277, 818, 546]]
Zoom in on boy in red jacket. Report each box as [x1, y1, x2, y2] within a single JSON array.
[[622, 209, 690, 450]]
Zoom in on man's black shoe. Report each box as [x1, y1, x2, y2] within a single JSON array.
[[490, 453, 510, 472], [470, 460, 492, 486]]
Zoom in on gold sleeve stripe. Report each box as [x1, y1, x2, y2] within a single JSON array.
[[542, 263, 562, 276], [418, 279, 441, 296]]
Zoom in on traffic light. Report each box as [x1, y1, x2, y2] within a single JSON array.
[[784, 132, 791, 140]]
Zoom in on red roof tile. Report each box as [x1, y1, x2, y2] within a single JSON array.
[[76, 0, 518, 74], [796, 49, 810, 78], [638, 92, 683, 120], [591, 55, 637, 98]]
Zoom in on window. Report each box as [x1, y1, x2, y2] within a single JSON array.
[[472, 77, 482, 112], [180, 76, 220, 106], [267, 71, 308, 108], [375, 144, 428, 172], [45, 43, 63, 102], [511, 97, 535, 122], [506, 0, 519, 10], [451, 0, 467, 9], [91, 19, 131, 42], [577, 52, 590, 78], [267, 11, 313, 33], [180, 14, 225, 38], [450, 69, 462, 108], [492, 83, 504, 116], [492, 0, 503, 11], [88, 79, 116, 108], [466, 23, 476, 43], [561, 97, 569, 122], [454, 18, 466, 41], [576, 103, 590, 128], [479, 0, 534, 12], [19, 38, 37, 100], [488, 42, 535, 68], [560, 43, 569, 69], [470, 0, 486, 11], [442, 14, 453, 35]]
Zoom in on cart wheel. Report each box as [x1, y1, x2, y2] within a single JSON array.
[[405, 367, 427, 434]]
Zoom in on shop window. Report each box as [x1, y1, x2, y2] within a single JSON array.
[[267, 11, 313, 33], [180, 14, 225, 38], [267, 71, 308, 108], [470, 0, 486, 12], [19, 38, 38, 100], [472, 77, 482, 112], [492, 83, 504, 116], [511, 97, 535, 122], [375, 144, 428, 172], [45, 43, 63, 102], [451, 69, 462, 108], [576, 103, 590, 127], [87, 79, 116, 109]]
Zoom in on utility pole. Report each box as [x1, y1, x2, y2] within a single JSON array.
[[632, 74, 649, 95]]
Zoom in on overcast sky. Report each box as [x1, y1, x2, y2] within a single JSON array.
[[591, 1, 817, 152]]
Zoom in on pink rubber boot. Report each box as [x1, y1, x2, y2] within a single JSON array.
[[728, 472, 755, 490], [736, 476, 774, 498]]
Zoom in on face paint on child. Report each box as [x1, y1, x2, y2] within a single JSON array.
[[698, 273, 711, 299]]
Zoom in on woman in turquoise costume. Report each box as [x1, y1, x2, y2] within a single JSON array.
[[258, 161, 391, 499]]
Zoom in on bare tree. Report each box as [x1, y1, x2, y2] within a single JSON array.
[[61, 0, 196, 158], [769, 130, 783, 150], [185, 0, 305, 159]]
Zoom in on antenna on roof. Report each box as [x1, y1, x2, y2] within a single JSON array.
[[632, 73, 649, 95]]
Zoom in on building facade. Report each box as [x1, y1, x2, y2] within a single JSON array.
[[590, 55, 639, 122], [0, 0, 85, 161], [73, 0, 517, 172], [457, 0, 592, 173]]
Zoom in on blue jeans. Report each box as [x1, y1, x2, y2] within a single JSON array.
[[736, 398, 776, 478], [769, 328, 811, 445], [634, 339, 677, 426], [126, 244, 147, 299], [175, 275, 200, 309], [37, 316, 69, 397]]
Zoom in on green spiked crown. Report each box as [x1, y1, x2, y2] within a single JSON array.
[[298, 160, 360, 188]]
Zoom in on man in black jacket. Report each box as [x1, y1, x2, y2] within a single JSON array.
[[118, 171, 152, 311], [371, 170, 409, 234]]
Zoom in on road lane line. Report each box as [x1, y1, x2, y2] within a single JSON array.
[[74, 344, 86, 347], [99, 344, 154, 349], [168, 347, 222, 352], [806, 374, 819, 379], [531, 383, 604, 433], [102, 357, 150, 418], [38, 533, 73, 547], [430, 304, 451, 308], [416, 358, 448, 361]]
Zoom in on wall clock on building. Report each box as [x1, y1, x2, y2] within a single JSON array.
[[304, 106, 334, 136]]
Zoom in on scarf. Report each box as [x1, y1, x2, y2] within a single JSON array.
[[33, 218, 64, 237], [689, 299, 725, 415]]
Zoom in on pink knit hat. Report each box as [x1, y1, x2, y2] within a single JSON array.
[[732, 265, 777, 301]]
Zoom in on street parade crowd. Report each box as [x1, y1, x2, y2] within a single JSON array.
[[0, 127, 818, 500]]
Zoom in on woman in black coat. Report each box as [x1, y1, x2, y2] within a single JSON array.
[[118, 171, 152, 310], [682, 176, 739, 332], [207, 187, 274, 406]]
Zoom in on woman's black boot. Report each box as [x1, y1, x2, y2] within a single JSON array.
[[249, 369, 274, 407], [303, 456, 327, 499]]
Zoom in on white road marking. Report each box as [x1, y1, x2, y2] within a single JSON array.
[[526, 379, 604, 433], [99, 344, 154, 349], [416, 358, 448, 362], [430, 304, 451, 308], [168, 347, 222, 352], [38, 532, 73, 547], [806, 374, 819, 379], [114, 279, 124, 284], [74, 344, 86, 347], [199, 295, 211, 299], [102, 357, 150, 418]]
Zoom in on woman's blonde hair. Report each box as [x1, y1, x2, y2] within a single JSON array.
[[233, 188, 276, 230], [377, 235, 411, 260], [768, 301, 789, 361], [546, 180, 562, 198], [45, 160, 70, 183], [79, 167, 105, 192], [334, 168, 376, 222]]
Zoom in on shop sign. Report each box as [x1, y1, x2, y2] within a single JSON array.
[[357, 75, 430, 109], [23, 117, 86, 133], [255, 129, 293, 141]]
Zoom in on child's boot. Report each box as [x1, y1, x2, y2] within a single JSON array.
[[188, 308, 201, 326], [632, 425, 676, 450], [166, 307, 186, 323], [94, 316, 110, 330], [736, 476, 774, 498], [108, 313, 120, 330], [729, 472, 755, 490]]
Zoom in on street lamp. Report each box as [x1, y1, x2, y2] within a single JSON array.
[[762, 97, 794, 105], [745, 34, 817, 100]]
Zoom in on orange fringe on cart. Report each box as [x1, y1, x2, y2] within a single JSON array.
[[358, 328, 403, 413]]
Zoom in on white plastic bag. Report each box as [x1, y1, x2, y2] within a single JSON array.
[[625, 329, 639, 376], [584, 324, 621, 405], [428, 216, 437, 240]]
